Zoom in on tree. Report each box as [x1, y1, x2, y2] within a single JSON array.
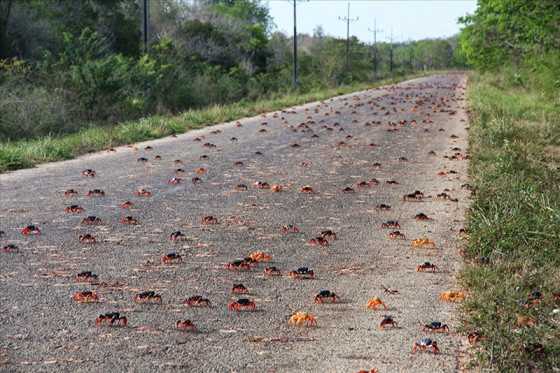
[[459, 0, 560, 69]]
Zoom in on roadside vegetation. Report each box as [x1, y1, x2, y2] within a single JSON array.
[[0, 74, 424, 172], [459, 1, 560, 370], [0, 0, 465, 172]]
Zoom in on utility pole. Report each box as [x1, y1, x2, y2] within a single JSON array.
[[389, 29, 393, 74], [409, 38, 412, 71], [368, 18, 382, 80], [402, 34, 405, 74], [289, 0, 308, 90], [338, 2, 358, 83], [143, 0, 149, 55]]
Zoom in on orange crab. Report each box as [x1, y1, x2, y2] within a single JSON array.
[[410, 238, 435, 248], [439, 291, 465, 302], [249, 252, 271, 262], [135, 189, 151, 196], [270, 185, 283, 192], [366, 296, 387, 310], [195, 168, 207, 174], [288, 312, 318, 327]]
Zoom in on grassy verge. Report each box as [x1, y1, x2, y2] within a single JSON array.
[[461, 70, 560, 371], [0, 73, 429, 173]]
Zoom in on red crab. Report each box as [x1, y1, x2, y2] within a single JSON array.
[[74, 291, 99, 303], [308, 237, 328, 246], [300, 186, 314, 193], [253, 151, 263, 156], [414, 338, 439, 354], [192, 177, 203, 184], [228, 298, 255, 311], [380, 315, 398, 329], [175, 319, 197, 332], [231, 283, 249, 294], [375, 204, 391, 211], [388, 231, 405, 239], [174, 168, 185, 174], [235, 184, 248, 191], [385, 180, 399, 185], [168, 178, 182, 184], [227, 259, 251, 271], [252, 181, 270, 189], [356, 181, 368, 188], [88, 189, 105, 197], [314, 290, 341, 303], [154, 155, 162, 160], [281, 225, 299, 232], [121, 216, 138, 224], [3, 244, 19, 252], [196, 168, 207, 174], [64, 189, 78, 196], [233, 161, 244, 166], [403, 193, 422, 202], [174, 160, 183, 164], [137, 157, 148, 163], [65, 205, 84, 213], [183, 295, 211, 307], [21, 225, 40, 235], [371, 163, 382, 168], [78, 234, 96, 243], [413, 213, 431, 221], [81, 169, 96, 177], [398, 157, 408, 163], [367, 178, 380, 186], [263, 267, 281, 276], [381, 221, 400, 229], [134, 291, 162, 303], [162, 253, 182, 263], [135, 189, 151, 196], [82, 216, 102, 225], [169, 231, 186, 241], [121, 201, 134, 208], [417, 262, 439, 272], [423, 321, 449, 333], [74, 271, 98, 282], [341, 187, 355, 193], [201, 216, 218, 224], [319, 230, 337, 239], [106, 148, 117, 153], [289, 267, 314, 279], [95, 312, 127, 327]]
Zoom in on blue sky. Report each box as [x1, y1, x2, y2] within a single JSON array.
[[267, 1, 478, 43]]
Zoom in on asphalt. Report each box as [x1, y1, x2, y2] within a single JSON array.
[[0, 72, 470, 373]]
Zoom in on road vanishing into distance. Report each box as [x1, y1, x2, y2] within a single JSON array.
[[1, 73, 470, 372]]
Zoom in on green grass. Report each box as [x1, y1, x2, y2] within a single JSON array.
[[460, 70, 560, 372], [0, 73, 429, 173]]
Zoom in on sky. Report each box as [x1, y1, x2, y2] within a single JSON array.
[[266, 1, 478, 43]]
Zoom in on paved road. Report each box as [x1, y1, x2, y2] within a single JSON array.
[[1, 73, 470, 372]]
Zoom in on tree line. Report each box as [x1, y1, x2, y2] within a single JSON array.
[[0, 0, 465, 141]]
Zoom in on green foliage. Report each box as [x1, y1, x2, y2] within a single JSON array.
[[0, 0, 463, 143], [461, 69, 560, 371], [459, 0, 560, 69]]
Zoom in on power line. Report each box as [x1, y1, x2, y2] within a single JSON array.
[[338, 2, 358, 83]]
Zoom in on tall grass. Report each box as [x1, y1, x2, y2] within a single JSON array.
[[0, 73, 426, 173], [461, 70, 560, 371]]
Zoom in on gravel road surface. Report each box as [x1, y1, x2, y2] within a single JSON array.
[[0, 72, 470, 373]]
